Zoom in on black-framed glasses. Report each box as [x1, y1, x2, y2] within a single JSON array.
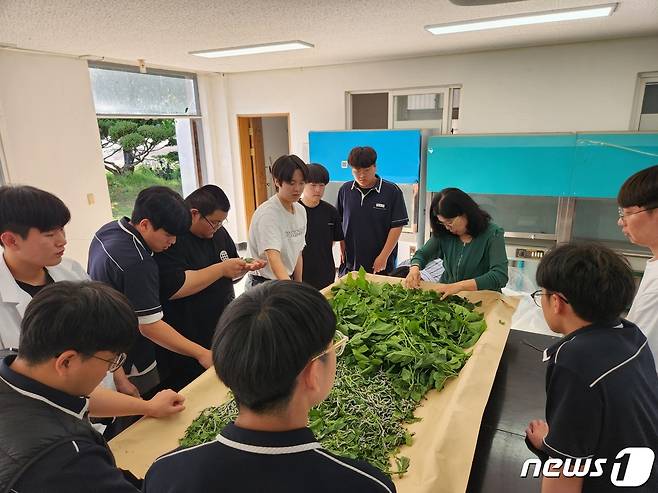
[[618, 206, 658, 221], [91, 352, 126, 373], [203, 215, 225, 231], [530, 289, 569, 308]]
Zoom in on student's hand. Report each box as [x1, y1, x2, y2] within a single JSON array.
[[245, 259, 267, 271], [113, 370, 141, 398], [220, 258, 247, 278], [404, 266, 422, 289], [197, 348, 213, 369], [145, 389, 186, 418], [526, 419, 549, 450], [372, 255, 388, 274]]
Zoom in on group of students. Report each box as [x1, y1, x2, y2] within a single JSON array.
[[0, 150, 656, 492]]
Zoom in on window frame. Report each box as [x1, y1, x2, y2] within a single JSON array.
[[629, 71, 658, 131]]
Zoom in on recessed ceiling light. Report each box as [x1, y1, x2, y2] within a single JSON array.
[[190, 40, 313, 58], [425, 3, 617, 35]]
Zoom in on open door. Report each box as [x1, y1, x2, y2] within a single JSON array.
[[238, 114, 289, 226]]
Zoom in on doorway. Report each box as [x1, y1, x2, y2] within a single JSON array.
[[238, 114, 290, 226]]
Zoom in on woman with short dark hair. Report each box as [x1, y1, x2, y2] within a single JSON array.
[[404, 188, 508, 297]]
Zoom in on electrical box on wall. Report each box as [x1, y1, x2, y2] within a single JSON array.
[[515, 248, 545, 259]]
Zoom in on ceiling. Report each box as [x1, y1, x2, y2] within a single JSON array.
[[1, 0, 657, 73]]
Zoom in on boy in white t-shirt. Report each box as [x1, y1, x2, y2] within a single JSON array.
[[617, 164, 658, 368], [247, 155, 308, 288]]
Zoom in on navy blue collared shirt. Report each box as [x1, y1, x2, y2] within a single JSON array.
[[144, 422, 395, 493], [541, 320, 658, 492], [88, 217, 162, 376], [336, 177, 408, 276], [0, 356, 140, 492]]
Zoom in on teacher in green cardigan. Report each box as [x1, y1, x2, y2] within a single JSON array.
[[404, 188, 508, 298]]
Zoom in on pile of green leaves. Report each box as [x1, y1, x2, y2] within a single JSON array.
[[180, 268, 487, 475], [332, 268, 486, 402], [180, 362, 417, 475]]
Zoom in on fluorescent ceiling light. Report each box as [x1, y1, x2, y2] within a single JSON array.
[[425, 3, 617, 35], [190, 40, 313, 58]]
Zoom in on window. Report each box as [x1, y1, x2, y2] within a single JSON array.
[[631, 73, 658, 131], [89, 63, 204, 218]]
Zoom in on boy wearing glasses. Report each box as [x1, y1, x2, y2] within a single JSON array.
[[0, 281, 174, 492], [155, 185, 265, 390], [0, 186, 184, 426], [617, 164, 658, 370], [143, 281, 395, 493], [526, 244, 658, 493]]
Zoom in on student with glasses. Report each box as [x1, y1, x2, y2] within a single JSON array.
[[0, 185, 185, 433], [143, 281, 395, 493], [617, 164, 658, 370], [154, 185, 265, 390], [0, 281, 185, 492], [404, 188, 508, 298], [525, 243, 658, 493]]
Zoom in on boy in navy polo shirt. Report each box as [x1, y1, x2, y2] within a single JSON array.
[[337, 146, 408, 276], [300, 163, 343, 289], [144, 281, 396, 493], [526, 243, 658, 493], [89, 186, 212, 395]]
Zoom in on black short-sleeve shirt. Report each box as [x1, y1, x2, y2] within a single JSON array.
[[542, 319, 658, 492], [88, 217, 162, 375], [336, 177, 408, 276], [300, 199, 343, 290], [144, 422, 396, 493], [154, 228, 238, 388]]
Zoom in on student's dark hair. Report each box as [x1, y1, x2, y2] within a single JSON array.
[[347, 146, 377, 169], [18, 281, 138, 364], [185, 184, 231, 215], [617, 164, 658, 210], [535, 243, 635, 324], [212, 281, 336, 413], [307, 163, 330, 185], [0, 185, 71, 246], [430, 188, 491, 237], [131, 186, 191, 235], [271, 155, 309, 184]]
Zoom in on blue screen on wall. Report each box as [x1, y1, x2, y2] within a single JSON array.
[[309, 130, 421, 184]]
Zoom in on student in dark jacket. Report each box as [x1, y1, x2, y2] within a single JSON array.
[[0, 281, 174, 492], [300, 163, 343, 289], [144, 281, 396, 493], [526, 243, 658, 493]]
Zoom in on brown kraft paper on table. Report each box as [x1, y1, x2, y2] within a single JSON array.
[[110, 272, 519, 492]]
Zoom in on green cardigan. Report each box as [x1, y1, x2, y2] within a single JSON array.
[[410, 222, 509, 291]]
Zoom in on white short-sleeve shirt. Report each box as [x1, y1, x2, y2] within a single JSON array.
[[628, 258, 658, 370], [248, 195, 307, 280]]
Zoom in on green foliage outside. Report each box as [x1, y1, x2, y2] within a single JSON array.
[[106, 166, 181, 219]]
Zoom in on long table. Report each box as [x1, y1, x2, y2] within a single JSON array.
[[110, 274, 519, 493]]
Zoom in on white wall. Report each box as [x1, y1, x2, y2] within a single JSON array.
[[0, 50, 113, 264], [220, 36, 658, 240]]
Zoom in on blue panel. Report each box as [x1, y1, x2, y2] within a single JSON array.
[[427, 134, 577, 196], [572, 133, 658, 198], [426, 132, 658, 197], [309, 130, 421, 184]]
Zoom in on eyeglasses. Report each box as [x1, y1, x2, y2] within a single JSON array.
[[530, 289, 569, 308], [617, 206, 658, 222], [438, 216, 458, 227], [203, 215, 225, 231], [311, 331, 349, 362], [91, 352, 127, 373]]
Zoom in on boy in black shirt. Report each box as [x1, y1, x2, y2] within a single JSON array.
[[155, 185, 265, 390], [526, 243, 658, 493], [144, 281, 396, 493], [300, 163, 343, 289]]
